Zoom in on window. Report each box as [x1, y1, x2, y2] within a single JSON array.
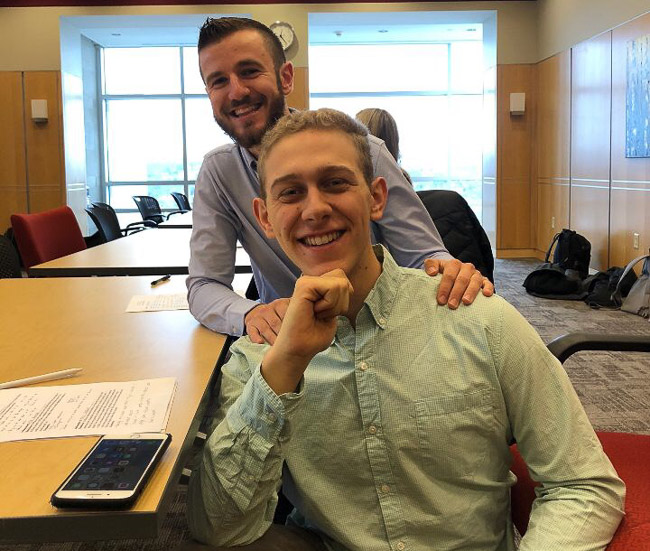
[[100, 46, 229, 212], [309, 40, 484, 220]]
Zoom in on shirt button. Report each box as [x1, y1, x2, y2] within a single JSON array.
[[267, 413, 277, 422], [368, 425, 377, 435], [378, 316, 386, 325], [359, 362, 369, 371], [396, 542, 405, 551], [380, 484, 390, 494]]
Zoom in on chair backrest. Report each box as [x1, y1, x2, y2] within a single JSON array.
[[10, 206, 87, 270], [132, 195, 164, 225], [170, 192, 191, 212], [417, 190, 495, 283], [85, 202, 123, 243], [0, 234, 22, 278]]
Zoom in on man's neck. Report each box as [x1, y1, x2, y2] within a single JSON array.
[[245, 106, 292, 159]]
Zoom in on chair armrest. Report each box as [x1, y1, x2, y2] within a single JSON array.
[[166, 210, 185, 219], [547, 332, 650, 363], [122, 220, 156, 236]]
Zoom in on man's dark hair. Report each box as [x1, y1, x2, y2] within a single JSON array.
[[198, 17, 286, 72]]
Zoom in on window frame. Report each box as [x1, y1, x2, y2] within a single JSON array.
[[98, 45, 211, 214]]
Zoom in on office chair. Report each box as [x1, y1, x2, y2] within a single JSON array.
[[86, 202, 155, 243], [0, 234, 22, 278], [417, 190, 495, 283], [511, 332, 650, 550], [10, 206, 87, 271], [171, 192, 192, 212], [132, 195, 184, 225]]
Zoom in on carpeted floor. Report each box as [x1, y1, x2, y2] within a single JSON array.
[[4, 257, 649, 550]]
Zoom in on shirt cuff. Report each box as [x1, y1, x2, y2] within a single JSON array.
[[227, 363, 304, 443]]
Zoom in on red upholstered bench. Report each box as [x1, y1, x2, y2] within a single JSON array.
[[510, 431, 650, 550]]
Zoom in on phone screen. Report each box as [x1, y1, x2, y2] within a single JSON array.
[[62, 438, 166, 492]]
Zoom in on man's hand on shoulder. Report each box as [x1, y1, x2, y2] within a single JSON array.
[[424, 258, 494, 309], [245, 298, 290, 345], [261, 269, 353, 395]]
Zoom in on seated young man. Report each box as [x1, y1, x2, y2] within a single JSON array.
[[186, 109, 625, 551]]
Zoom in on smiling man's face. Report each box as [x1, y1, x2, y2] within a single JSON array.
[[199, 29, 293, 155], [254, 128, 387, 281]]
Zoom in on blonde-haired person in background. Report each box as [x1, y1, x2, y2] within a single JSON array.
[[356, 108, 412, 185]]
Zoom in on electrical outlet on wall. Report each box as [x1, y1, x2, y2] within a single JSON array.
[[633, 232, 640, 249], [551, 216, 556, 229]]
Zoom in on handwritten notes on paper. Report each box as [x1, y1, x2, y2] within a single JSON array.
[[126, 294, 189, 312], [0, 378, 176, 443]]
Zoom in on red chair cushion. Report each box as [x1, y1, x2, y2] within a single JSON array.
[[11, 206, 86, 270], [511, 431, 650, 549]]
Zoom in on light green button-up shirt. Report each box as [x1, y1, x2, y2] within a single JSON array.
[[188, 247, 624, 551]]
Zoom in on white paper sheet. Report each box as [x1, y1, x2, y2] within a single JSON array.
[[0, 378, 176, 442], [126, 293, 189, 312]]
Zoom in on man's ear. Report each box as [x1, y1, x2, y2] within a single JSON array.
[[369, 177, 388, 221], [253, 197, 276, 238], [279, 61, 294, 97]]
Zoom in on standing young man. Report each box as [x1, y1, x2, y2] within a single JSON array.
[[186, 109, 624, 551], [188, 17, 494, 342]]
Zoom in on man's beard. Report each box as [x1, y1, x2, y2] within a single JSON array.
[[214, 91, 287, 151]]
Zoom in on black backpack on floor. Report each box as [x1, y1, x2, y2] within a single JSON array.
[[523, 229, 592, 300], [552, 229, 592, 279]]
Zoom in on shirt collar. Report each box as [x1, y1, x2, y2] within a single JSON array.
[[362, 245, 401, 330], [239, 146, 258, 175]]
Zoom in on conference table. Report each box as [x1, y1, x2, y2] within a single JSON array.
[[0, 275, 228, 542], [158, 211, 193, 229], [29, 228, 252, 277]]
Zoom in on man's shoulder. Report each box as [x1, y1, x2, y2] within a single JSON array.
[[202, 142, 240, 164], [367, 134, 385, 154], [396, 265, 506, 321]]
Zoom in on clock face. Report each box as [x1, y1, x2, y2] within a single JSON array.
[[270, 21, 295, 51]]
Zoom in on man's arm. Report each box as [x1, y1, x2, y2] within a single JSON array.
[[187, 272, 348, 546], [370, 137, 493, 306], [187, 160, 258, 336], [186, 341, 302, 547], [495, 302, 625, 550]]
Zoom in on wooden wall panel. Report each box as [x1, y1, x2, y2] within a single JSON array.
[[497, 64, 535, 253], [23, 71, 65, 213], [287, 66, 308, 110], [570, 32, 612, 271], [535, 50, 571, 253], [0, 72, 27, 232], [610, 12, 650, 267]]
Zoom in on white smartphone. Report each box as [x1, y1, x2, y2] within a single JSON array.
[[51, 433, 171, 508]]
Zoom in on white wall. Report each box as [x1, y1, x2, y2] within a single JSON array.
[[538, 0, 650, 60], [0, 2, 538, 71]]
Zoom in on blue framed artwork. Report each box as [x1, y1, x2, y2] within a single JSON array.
[[626, 33, 650, 158]]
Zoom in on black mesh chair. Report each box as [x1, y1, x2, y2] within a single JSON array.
[[417, 190, 495, 283], [132, 195, 184, 225], [86, 202, 155, 243], [0, 234, 22, 278], [171, 192, 192, 212]]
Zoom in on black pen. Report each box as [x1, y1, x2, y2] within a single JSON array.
[[151, 274, 171, 287]]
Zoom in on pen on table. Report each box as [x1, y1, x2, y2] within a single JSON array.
[[151, 274, 171, 287], [0, 368, 83, 390]]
